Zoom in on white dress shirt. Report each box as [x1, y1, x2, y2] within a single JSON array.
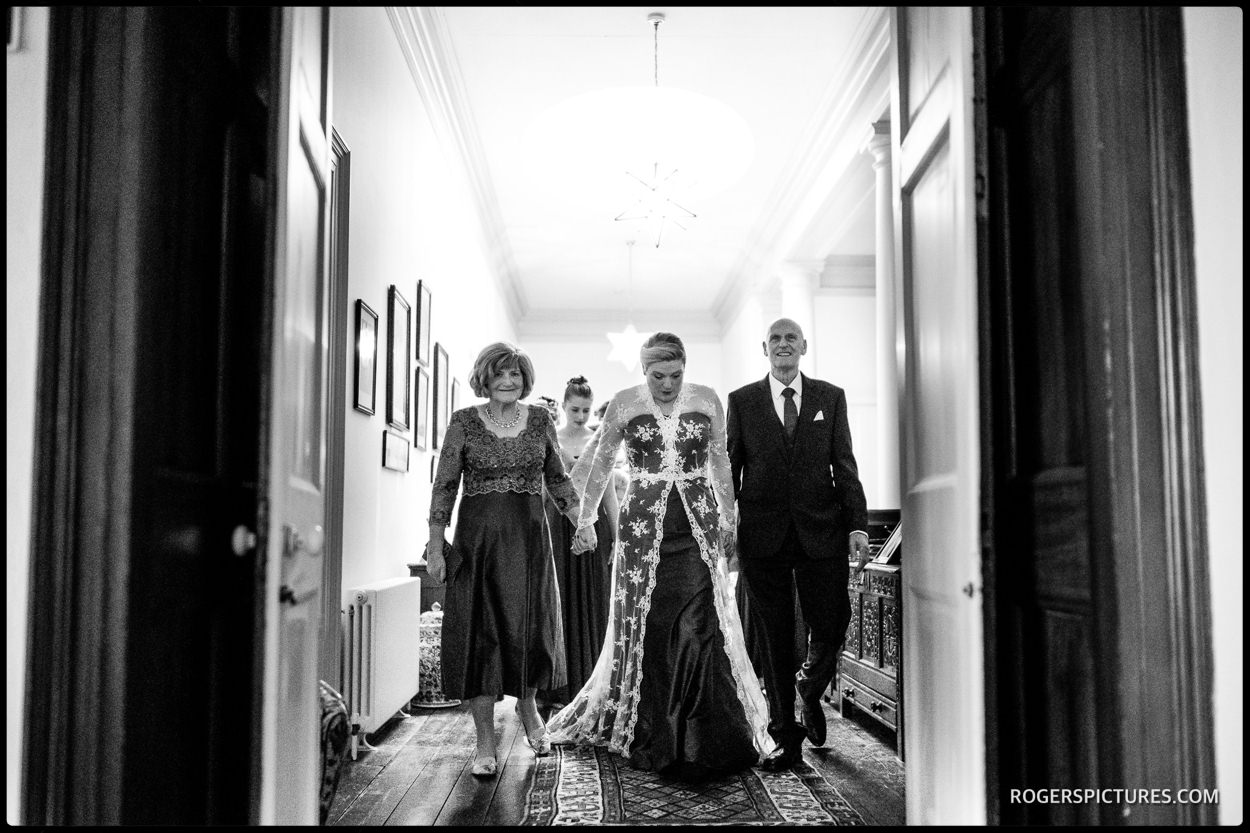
[[768, 371, 803, 425]]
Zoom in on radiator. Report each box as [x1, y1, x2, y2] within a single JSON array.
[[343, 576, 421, 755]]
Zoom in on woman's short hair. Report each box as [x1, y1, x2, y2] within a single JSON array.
[[469, 342, 535, 400], [563, 375, 593, 403], [639, 332, 686, 370]]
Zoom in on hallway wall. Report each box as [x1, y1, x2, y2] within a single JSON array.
[[814, 289, 881, 508], [330, 8, 517, 602], [1184, 7, 1244, 825], [519, 314, 725, 415], [718, 288, 886, 509], [6, 7, 50, 824]]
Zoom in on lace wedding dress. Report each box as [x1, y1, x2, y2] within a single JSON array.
[[545, 383, 773, 779]]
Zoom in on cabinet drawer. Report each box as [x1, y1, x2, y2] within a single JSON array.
[[840, 657, 898, 701], [839, 674, 898, 730]]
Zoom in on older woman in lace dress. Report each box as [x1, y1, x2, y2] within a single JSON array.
[[545, 333, 773, 782], [426, 342, 583, 778]]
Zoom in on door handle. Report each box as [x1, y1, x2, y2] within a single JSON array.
[[231, 525, 257, 557], [278, 584, 315, 607]]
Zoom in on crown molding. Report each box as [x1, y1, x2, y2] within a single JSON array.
[[713, 7, 891, 328], [387, 7, 526, 321]]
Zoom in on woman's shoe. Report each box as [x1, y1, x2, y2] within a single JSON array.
[[515, 704, 552, 757], [471, 754, 498, 777]]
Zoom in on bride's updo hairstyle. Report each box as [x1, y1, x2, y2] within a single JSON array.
[[639, 332, 686, 370], [564, 375, 593, 403]]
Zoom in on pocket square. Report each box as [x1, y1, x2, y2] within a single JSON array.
[[813, 410, 825, 421]]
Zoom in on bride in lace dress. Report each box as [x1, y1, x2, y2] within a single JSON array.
[[545, 333, 773, 781]]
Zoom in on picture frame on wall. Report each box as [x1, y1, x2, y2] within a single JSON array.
[[386, 285, 411, 431], [415, 280, 432, 367], [382, 429, 410, 472], [451, 378, 460, 415], [414, 365, 430, 451], [433, 343, 450, 449], [353, 300, 378, 415]]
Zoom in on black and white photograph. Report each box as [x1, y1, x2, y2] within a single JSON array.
[[382, 429, 410, 472], [354, 299, 378, 415], [416, 279, 432, 367], [386, 284, 411, 431], [432, 342, 450, 450], [414, 364, 430, 451], [7, 7, 1240, 828]]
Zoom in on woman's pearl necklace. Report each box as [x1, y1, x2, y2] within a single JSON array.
[[486, 401, 522, 429]]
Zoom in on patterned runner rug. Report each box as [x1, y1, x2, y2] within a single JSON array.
[[522, 745, 865, 826]]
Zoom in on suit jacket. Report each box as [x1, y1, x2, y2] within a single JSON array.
[[727, 373, 868, 561]]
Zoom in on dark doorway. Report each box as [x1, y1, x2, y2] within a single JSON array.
[[23, 7, 276, 825], [979, 7, 1216, 825]]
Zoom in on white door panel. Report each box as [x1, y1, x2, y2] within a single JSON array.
[[261, 7, 329, 826], [891, 7, 986, 824]]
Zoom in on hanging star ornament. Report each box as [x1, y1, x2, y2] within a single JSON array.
[[606, 323, 653, 372], [614, 163, 696, 248]]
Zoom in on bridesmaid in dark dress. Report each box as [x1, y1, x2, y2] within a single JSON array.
[[426, 343, 581, 778], [540, 376, 619, 708]]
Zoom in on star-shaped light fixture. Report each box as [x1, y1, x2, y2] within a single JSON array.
[[606, 323, 653, 373], [610, 14, 701, 249], [615, 163, 697, 249], [606, 241, 653, 372]]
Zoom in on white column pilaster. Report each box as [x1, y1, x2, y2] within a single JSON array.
[[863, 120, 900, 508], [778, 259, 823, 378]]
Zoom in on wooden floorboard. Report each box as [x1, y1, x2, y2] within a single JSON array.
[[433, 706, 526, 826], [330, 695, 905, 826], [379, 709, 473, 826]]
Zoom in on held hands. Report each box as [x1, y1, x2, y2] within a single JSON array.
[[571, 525, 598, 555], [425, 541, 447, 584], [850, 531, 872, 578], [719, 525, 740, 573]]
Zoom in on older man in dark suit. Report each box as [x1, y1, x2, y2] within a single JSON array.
[[727, 317, 871, 772]]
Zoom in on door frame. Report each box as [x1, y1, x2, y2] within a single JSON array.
[[22, 7, 277, 825], [976, 7, 1217, 824], [323, 129, 351, 689]]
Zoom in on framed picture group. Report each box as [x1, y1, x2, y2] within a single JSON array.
[[352, 279, 455, 469]]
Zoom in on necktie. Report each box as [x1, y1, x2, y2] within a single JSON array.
[[782, 387, 797, 440]]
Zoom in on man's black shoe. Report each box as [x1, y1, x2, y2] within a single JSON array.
[[760, 743, 802, 772], [800, 698, 827, 746]]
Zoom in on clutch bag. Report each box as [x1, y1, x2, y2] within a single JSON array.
[[422, 536, 462, 585]]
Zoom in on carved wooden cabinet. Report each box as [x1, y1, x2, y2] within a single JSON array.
[[838, 510, 903, 759]]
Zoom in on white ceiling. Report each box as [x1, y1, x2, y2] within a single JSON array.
[[438, 6, 874, 321]]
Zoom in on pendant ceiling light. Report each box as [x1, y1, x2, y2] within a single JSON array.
[[605, 240, 653, 371], [611, 13, 697, 248], [520, 12, 755, 248]]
